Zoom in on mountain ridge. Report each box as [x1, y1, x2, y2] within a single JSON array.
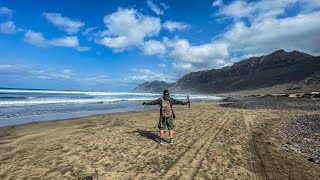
[[132, 50, 320, 94]]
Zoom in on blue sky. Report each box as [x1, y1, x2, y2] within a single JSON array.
[[0, 0, 319, 91]]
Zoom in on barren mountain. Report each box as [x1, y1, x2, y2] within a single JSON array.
[[133, 50, 320, 94]]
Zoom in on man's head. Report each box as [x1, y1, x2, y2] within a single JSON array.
[[163, 90, 170, 100]]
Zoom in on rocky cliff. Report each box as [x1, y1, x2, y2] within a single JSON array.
[[133, 50, 320, 94]]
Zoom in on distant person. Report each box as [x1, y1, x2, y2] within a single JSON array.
[[142, 90, 189, 145]]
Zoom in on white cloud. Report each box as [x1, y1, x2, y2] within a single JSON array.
[[24, 30, 46, 47], [156, 37, 229, 75], [165, 37, 228, 68], [0, 64, 14, 70], [204, 0, 320, 69], [212, 0, 223, 7], [43, 13, 84, 34], [172, 62, 194, 72], [49, 36, 90, 51], [97, 36, 127, 51], [130, 68, 174, 82], [82, 27, 99, 41], [216, 0, 320, 22], [171, 61, 219, 76], [0, 21, 21, 34], [0, 64, 75, 80], [0, 8, 23, 35], [299, 0, 320, 13], [216, 0, 255, 19], [38, 69, 74, 80], [0, 6, 13, 16], [147, 0, 164, 15], [0, 64, 110, 85], [62, 69, 73, 79], [160, 2, 170, 10], [221, 11, 320, 55], [49, 36, 79, 47], [82, 27, 98, 36], [37, 70, 108, 83], [143, 40, 166, 55], [96, 8, 161, 51], [24, 30, 89, 51], [163, 21, 190, 32]]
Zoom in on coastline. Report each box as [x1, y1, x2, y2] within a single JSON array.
[[0, 88, 221, 127], [0, 99, 220, 128], [0, 99, 319, 179]]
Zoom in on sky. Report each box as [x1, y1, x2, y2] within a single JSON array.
[[0, 0, 319, 92]]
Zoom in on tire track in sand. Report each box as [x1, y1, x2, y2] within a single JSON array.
[[164, 110, 231, 180], [242, 110, 270, 180]]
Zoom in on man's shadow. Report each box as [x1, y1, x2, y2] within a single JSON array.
[[132, 129, 166, 143]]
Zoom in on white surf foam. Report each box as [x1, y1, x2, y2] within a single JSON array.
[[0, 89, 221, 107]]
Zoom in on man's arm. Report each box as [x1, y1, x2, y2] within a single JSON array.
[[142, 98, 161, 105], [171, 98, 188, 105]]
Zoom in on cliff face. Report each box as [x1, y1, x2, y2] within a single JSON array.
[[133, 50, 320, 94]]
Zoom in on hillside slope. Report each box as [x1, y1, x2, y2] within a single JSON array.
[[133, 50, 320, 94]]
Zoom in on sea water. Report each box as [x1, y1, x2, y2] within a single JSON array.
[[0, 88, 222, 127]]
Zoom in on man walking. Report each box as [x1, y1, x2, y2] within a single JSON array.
[[142, 90, 189, 145]]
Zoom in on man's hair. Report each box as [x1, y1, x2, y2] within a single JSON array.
[[163, 90, 170, 95]]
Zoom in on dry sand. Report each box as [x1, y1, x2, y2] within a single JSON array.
[[0, 101, 320, 179]]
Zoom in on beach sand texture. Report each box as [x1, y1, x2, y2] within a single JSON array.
[[0, 101, 320, 179]]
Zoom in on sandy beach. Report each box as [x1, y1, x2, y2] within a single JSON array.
[[1, 99, 320, 179]]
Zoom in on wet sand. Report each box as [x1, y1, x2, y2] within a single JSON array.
[[0, 100, 320, 179]]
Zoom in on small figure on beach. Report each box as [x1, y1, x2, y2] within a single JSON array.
[[142, 90, 189, 145]]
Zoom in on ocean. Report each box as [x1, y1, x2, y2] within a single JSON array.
[[0, 88, 222, 127]]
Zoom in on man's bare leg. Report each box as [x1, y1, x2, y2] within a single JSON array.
[[169, 130, 174, 144], [169, 130, 173, 139], [160, 130, 164, 139]]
